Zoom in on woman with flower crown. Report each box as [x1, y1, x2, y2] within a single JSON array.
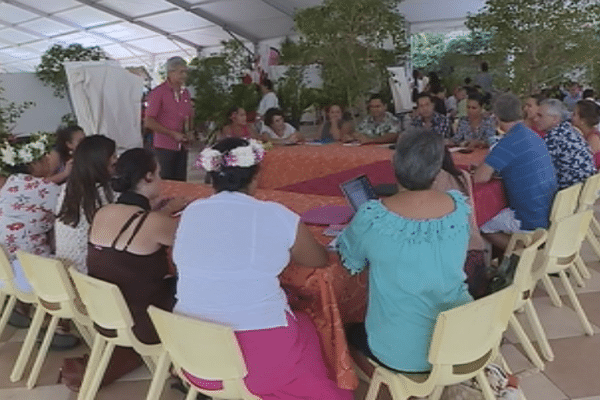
[[0, 133, 61, 294], [174, 137, 353, 399]]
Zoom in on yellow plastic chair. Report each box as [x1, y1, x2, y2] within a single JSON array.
[[145, 306, 260, 400], [0, 248, 39, 343], [69, 268, 162, 400], [539, 210, 596, 336], [546, 182, 586, 288], [365, 286, 519, 400], [12, 251, 94, 389], [577, 173, 600, 276], [503, 229, 553, 370]]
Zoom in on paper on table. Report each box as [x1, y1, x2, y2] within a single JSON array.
[[342, 142, 361, 147]]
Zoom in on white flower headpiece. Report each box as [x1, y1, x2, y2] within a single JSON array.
[[0, 132, 52, 171], [195, 139, 265, 172]]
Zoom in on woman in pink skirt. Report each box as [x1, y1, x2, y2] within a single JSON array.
[[173, 137, 353, 400]]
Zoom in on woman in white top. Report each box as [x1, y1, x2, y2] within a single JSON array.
[[260, 108, 304, 145], [173, 138, 352, 400], [55, 135, 117, 273]]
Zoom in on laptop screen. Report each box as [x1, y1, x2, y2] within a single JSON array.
[[339, 175, 378, 212]]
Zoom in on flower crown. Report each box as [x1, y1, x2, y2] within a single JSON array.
[[0, 133, 52, 170], [195, 139, 265, 172]]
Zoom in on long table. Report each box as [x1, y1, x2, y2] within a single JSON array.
[[257, 143, 488, 190]]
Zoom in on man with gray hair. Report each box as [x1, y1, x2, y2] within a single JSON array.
[[473, 93, 557, 250], [144, 56, 194, 181], [535, 98, 595, 189]]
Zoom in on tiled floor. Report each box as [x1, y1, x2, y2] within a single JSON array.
[[2, 139, 600, 399]]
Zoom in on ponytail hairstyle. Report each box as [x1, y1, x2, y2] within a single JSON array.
[[111, 148, 157, 193], [58, 135, 116, 227]]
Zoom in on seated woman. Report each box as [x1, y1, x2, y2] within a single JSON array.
[[220, 106, 258, 140], [318, 104, 353, 143], [86, 148, 187, 384], [173, 138, 352, 400], [0, 133, 60, 291], [452, 93, 496, 147], [572, 99, 600, 169], [338, 129, 473, 375], [56, 135, 117, 273], [46, 125, 85, 184], [523, 94, 546, 137], [260, 108, 304, 145]]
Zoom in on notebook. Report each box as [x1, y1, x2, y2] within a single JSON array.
[[300, 175, 378, 226]]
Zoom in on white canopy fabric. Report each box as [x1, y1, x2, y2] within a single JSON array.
[[0, 0, 486, 75], [65, 60, 144, 151]]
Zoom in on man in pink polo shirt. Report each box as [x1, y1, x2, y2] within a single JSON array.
[[144, 56, 194, 181]]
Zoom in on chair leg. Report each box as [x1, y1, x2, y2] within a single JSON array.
[[145, 351, 170, 400], [559, 270, 594, 336], [72, 320, 94, 348], [475, 370, 496, 400], [568, 264, 585, 288], [0, 295, 17, 341], [541, 275, 562, 307], [508, 314, 544, 370], [586, 228, 600, 259], [184, 386, 198, 400], [575, 255, 592, 280], [591, 215, 600, 237], [429, 385, 444, 400], [84, 341, 115, 400], [365, 370, 384, 400], [523, 300, 554, 361], [78, 335, 106, 400], [26, 314, 59, 389], [10, 305, 45, 382]]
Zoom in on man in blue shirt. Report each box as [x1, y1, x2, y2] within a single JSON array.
[[473, 93, 557, 250]]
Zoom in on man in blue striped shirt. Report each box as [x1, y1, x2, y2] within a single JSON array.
[[473, 93, 558, 250]]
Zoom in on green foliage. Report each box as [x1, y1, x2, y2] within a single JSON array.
[[276, 66, 323, 127], [0, 83, 34, 142], [291, 0, 408, 112], [411, 33, 447, 71], [466, 0, 600, 94], [35, 44, 109, 98]]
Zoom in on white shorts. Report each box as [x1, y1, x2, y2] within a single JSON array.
[[480, 208, 529, 234]]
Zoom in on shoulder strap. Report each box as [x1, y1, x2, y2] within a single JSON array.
[[122, 212, 150, 251], [110, 210, 145, 249]]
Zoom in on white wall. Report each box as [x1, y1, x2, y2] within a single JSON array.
[[0, 73, 72, 137]]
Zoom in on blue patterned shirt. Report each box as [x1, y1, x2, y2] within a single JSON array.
[[410, 112, 451, 138], [543, 121, 596, 189]]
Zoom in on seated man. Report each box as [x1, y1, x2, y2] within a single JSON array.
[[536, 99, 596, 189], [353, 94, 401, 144], [410, 93, 451, 137], [473, 93, 557, 250]]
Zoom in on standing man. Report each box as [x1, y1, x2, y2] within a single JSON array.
[[144, 56, 193, 181]]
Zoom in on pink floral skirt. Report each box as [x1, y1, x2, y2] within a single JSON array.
[[182, 311, 353, 400]]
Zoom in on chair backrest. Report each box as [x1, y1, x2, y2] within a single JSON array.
[[578, 173, 600, 211], [508, 230, 548, 295], [428, 286, 517, 368], [550, 182, 583, 222], [16, 251, 76, 304], [546, 210, 593, 259], [147, 306, 247, 382], [69, 268, 134, 331]]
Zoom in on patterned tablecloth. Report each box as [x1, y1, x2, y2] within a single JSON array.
[[257, 143, 488, 189], [160, 181, 365, 389]]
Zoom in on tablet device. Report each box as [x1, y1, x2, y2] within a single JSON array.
[[339, 175, 378, 212]]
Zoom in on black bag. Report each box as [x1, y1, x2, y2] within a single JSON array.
[[487, 253, 520, 295]]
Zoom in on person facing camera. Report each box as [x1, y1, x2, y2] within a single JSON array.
[[173, 138, 352, 400], [260, 108, 304, 145], [339, 129, 473, 377], [353, 94, 401, 144]]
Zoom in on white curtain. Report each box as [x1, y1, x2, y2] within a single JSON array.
[[64, 61, 144, 152], [387, 66, 413, 114]]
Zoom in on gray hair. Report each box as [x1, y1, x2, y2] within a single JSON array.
[[540, 98, 566, 118], [392, 128, 444, 191], [493, 93, 522, 122], [166, 56, 187, 72]]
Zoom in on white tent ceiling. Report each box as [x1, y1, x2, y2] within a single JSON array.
[[0, 0, 486, 74]]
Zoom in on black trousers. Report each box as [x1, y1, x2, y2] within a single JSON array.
[[154, 147, 187, 181]]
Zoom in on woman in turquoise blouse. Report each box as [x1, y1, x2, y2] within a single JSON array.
[[337, 129, 473, 375]]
